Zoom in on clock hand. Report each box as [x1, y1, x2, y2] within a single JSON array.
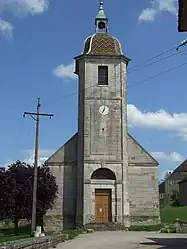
[[102, 106, 105, 113]]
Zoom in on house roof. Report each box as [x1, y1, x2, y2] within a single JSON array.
[[178, 0, 187, 32], [173, 159, 187, 173], [160, 159, 187, 184]]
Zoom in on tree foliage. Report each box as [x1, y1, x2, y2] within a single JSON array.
[[0, 161, 58, 233], [170, 190, 180, 207]]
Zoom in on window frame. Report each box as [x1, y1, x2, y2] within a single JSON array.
[[98, 65, 109, 86]]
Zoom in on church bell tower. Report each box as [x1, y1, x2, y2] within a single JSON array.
[[74, 1, 131, 227]]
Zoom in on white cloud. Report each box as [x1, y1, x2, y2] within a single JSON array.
[[151, 152, 184, 181], [139, 8, 157, 22], [159, 169, 173, 182], [138, 0, 177, 22], [127, 104, 187, 140], [0, 0, 49, 37], [2, 149, 55, 168], [151, 152, 184, 163], [23, 149, 55, 165], [0, 19, 13, 38], [53, 62, 77, 80]]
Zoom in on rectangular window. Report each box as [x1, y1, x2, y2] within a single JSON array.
[[98, 66, 108, 85]]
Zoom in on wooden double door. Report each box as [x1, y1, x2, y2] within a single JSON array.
[[95, 189, 112, 223]]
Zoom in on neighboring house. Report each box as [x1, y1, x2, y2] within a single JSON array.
[[159, 160, 187, 208], [178, 178, 187, 206], [44, 2, 160, 230], [178, 0, 187, 32]]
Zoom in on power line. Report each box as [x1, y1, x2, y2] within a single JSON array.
[[128, 45, 177, 71], [43, 60, 187, 108], [127, 62, 187, 89], [43, 45, 186, 107], [128, 49, 186, 73]]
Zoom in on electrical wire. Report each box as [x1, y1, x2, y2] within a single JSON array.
[[128, 49, 186, 73], [44, 60, 187, 107], [128, 45, 177, 71], [43, 45, 186, 106], [127, 62, 187, 89]]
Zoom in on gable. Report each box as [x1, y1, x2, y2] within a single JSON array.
[[45, 132, 157, 166], [127, 133, 158, 165], [45, 133, 78, 165]]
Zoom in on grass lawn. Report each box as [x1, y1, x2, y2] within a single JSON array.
[[0, 223, 81, 244], [161, 206, 187, 224], [62, 230, 82, 240], [1, 206, 186, 242], [0, 225, 30, 243]]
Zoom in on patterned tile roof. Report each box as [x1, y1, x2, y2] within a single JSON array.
[[83, 33, 122, 55]]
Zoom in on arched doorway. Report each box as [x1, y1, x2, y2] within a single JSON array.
[[91, 168, 116, 223]]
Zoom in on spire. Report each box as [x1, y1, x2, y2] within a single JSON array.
[[99, 0, 104, 11], [95, 0, 108, 33]]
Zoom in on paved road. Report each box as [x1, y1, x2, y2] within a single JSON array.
[[56, 231, 187, 249]]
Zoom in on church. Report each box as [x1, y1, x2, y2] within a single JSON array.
[[45, 1, 160, 230]]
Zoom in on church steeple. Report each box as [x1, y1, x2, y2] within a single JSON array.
[[95, 0, 108, 33]]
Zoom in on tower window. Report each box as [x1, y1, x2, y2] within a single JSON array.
[[98, 66, 108, 85]]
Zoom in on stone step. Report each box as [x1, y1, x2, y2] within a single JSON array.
[[85, 222, 128, 231]]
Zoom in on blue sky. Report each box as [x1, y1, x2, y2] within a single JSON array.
[[0, 0, 187, 180]]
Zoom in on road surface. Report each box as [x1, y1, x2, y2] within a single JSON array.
[[55, 231, 187, 249]]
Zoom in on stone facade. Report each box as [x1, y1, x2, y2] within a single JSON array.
[[45, 2, 160, 230], [128, 134, 160, 224], [45, 134, 77, 230], [45, 133, 160, 229], [179, 178, 187, 206], [75, 55, 130, 227]]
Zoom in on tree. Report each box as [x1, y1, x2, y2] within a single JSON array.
[[170, 190, 180, 207], [0, 171, 15, 221], [0, 161, 58, 234], [36, 165, 58, 231]]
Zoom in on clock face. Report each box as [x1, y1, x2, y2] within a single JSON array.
[[99, 105, 109, 116]]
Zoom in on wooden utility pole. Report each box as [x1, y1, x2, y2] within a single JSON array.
[[23, 98, 54, 235]]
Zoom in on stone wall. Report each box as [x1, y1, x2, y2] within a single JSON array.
[[45, 134, 78, 230], [45, 164, 77, 230], [127, 133, 160, 225], [0, 234, 68, 249], [175, 219, 187, 233], [128, 165, 160, 224]]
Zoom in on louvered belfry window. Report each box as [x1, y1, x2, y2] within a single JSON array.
[[98, 66, 108, 85]]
